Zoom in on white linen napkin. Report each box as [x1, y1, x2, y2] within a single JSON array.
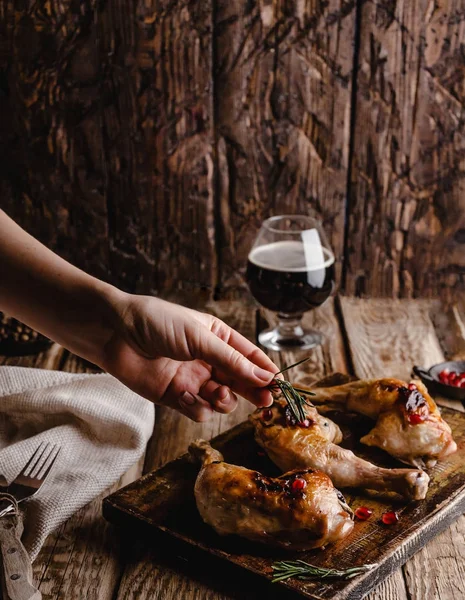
[[0, 366, 155, 560]]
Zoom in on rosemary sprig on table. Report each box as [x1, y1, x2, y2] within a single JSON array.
[[268, 357, 315, 423], [271, 559, 377, 583]]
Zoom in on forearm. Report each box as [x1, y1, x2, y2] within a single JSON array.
[[0, 210, 124, 364]]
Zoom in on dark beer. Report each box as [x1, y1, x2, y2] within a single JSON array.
[[246, 240, 335, 314]]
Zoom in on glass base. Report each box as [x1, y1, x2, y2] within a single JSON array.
[[258, 326, 323, 351]]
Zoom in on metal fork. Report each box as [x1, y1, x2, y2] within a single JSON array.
[[0, 444, 59, 600], [0, 443, 60, 517]]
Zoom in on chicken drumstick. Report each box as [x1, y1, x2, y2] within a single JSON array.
[[300, 378, 457, 468], [249, 400, 430, 500], [189, 439, 354, 551]]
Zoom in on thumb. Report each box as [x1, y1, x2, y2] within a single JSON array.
[[195, 328, 275, 387]]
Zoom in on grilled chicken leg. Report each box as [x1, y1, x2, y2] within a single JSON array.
[[250, 401, 429, 500], [189, 440, 354, 551], [300, 379, 457, 468]]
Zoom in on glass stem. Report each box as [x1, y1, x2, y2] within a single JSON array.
[[277, 313, 304, 340]]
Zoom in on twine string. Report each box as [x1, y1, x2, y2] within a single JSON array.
[[0, 493, 18, 519]]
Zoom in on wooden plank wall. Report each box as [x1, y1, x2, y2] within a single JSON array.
[[0, 1, 464, 300], [345, 0, 465, 303]]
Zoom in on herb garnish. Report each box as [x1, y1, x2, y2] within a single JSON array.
[[271, 559, 377, 583], [268, 357, 315, 423]]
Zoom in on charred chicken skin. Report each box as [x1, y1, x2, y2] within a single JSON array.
[[250, 400, 430, 500], [189, 439, 354, 550], [300, 379, 457, 469]]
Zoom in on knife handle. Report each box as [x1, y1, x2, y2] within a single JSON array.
[[0, 498, 41, 600]]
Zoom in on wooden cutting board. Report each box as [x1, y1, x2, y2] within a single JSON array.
[[103, 375, 465, 600]]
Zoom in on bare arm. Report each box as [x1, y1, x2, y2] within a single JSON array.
[[0, 210, 118, 363], [0, 210, 278, 420]]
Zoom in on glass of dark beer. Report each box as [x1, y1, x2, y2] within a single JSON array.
[[246, 215, 335, 350]]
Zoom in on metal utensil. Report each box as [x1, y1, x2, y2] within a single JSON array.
[[0, 443, 60, 518], [0, 443, 60, 600], [413, 361, 465, 402]]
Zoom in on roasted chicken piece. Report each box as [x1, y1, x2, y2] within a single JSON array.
[[250, 401, 430, 500], [189, 439, 354, 551], [300, 378, 457, 468]]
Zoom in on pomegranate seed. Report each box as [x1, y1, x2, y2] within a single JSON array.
[[355, 506, 373, 521], [298, 419, 313, 428], [291, 478, 307, 493], [408, 383, 417, 391], [381, 511, 399, 525], [460, 381, 465, 389], [439, 369, 455, 385], [262, 409, 273, 421], [408, 413, 425, 425]]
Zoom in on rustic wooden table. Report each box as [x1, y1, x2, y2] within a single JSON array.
[[1, 297, 464, 600]]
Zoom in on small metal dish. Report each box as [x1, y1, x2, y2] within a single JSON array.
[[413, 361, 465, 401]]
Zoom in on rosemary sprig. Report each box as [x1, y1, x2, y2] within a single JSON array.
[[268, 357, 315, 423], [275, 356, 313, 376], [269, 379, 311, 423], [271, 559, 377, 583]]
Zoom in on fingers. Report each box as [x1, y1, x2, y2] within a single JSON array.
[[178, 391, 215, 422], [177, 382, 238, 421], [211, 321, 279, 374], [198, 380, 238, 414], [195, 329, 277, 389]]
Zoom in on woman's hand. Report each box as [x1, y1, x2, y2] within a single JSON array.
[[101, 294, 279, 421], [0, 211, 278, 421]]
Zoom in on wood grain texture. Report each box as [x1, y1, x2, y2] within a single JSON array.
[[215, 0, 355, 293], [431, 298, 465, 361], [261, 297, 348, 386], [339, 298, 445, 381], [2, 1, 465, 301], [0, 0, 215, 295], [340, 296, 465, 600], [345, 0, 465, 300], [0, 0, 111, 283], [366, 573, 409, 600], [111, 0, 216, 294]]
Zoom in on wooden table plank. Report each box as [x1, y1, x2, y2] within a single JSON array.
[[431, 300, 465, 362], [0, 343, 65, 371], [366, 575, 409, 600], [261, 297, 348, 386], [339, 298, 445, 381], [340, 297, 465, 600]]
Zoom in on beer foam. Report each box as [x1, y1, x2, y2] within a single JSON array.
[[248, 240, 334, 272]]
